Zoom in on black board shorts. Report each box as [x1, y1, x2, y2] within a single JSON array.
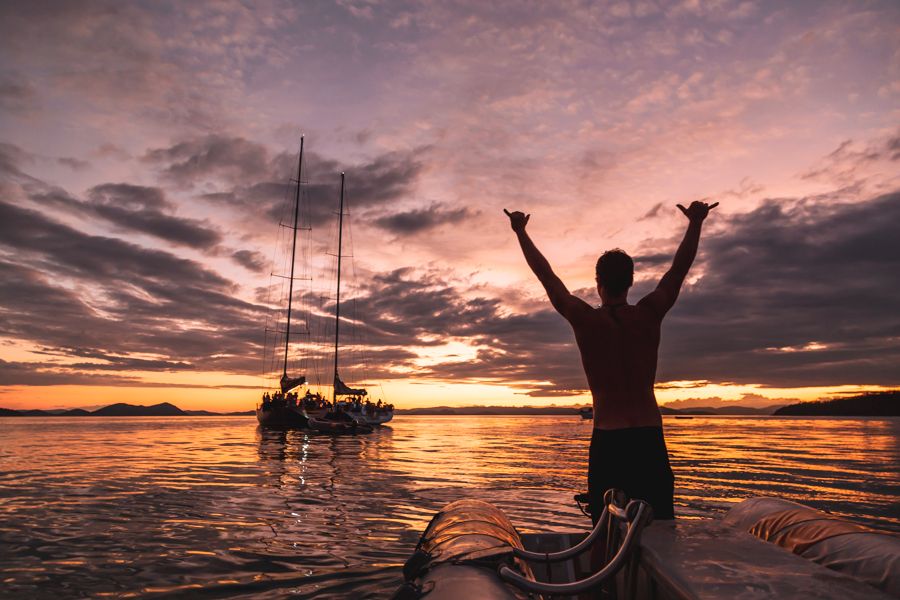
[[588, 426, 675, 523]]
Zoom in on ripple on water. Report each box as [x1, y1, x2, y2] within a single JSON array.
[[0, 415, 897, 598]]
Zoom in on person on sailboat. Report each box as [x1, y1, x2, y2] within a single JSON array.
[[504, 200, 717, 523]]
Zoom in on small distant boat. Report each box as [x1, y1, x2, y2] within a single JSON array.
[[578, 406, 593, 420]]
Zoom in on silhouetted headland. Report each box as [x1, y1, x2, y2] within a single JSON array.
[[0, 402, 254, 417], [774, 391, 899, 416]]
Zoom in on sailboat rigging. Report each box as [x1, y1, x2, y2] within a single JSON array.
[[256, 137, 308, 428], [306, 173, 392, 432], [255, 144, 392, 431]]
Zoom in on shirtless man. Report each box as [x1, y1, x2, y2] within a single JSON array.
[[504, 200, 717, 521]]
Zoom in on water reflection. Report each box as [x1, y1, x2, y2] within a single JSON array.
[[0, 415, 896, 599]]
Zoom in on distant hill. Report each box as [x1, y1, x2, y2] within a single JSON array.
[[92, 402, 186, 416], [673, 404, 785, 415], [0, 402, 256, 417], [61, 408, 91, 416], [774, 391, 899, 416]]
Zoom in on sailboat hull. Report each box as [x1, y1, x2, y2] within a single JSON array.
[[256, 404, 309, 428], [306, 406, 393, 426]]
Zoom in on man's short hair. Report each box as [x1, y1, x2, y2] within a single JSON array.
[[595, 249, 634, 296]]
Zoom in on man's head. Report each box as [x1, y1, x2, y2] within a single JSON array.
[[595, 249, 634, 299]]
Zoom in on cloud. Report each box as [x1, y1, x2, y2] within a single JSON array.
[[374, 203, 473, 234], [2, 144, 224, 251], [639, 202, 663, 220], [0, 142, 35, 179], [801, 131, 900, 186], [231, 249, 267, 272], [323, 188, 900, 394], [0, 359, 143, 387], [143, 135, 271, 186], [145, 134, 426, 228], [1, 182, 898, 396], [86, 183, 222, 249], [655, 189, 900, 387], [0, 200, 268, 377], [663, 394, 800, 410], [57, 157, 90, 171], [0, 73, 39, 115]]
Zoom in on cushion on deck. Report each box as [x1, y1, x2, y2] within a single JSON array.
[[396, 499, 536, 600], [724, 497, 900, 595]]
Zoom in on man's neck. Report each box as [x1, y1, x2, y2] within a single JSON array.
[[600, 296, 628, 307]]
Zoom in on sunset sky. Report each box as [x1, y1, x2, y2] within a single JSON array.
[[1, 0, 898, 411]]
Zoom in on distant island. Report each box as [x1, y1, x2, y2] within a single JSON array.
[[774, 391, 899, 416], [1, 392, 895, 418], [0, 402, 254, 418]]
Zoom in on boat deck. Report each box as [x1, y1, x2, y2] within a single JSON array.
[[521, 519, 890, 600]]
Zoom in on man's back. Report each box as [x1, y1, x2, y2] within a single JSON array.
[[568, 299, 664, 430]]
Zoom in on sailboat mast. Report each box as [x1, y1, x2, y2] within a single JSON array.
[[282, 136, 304, 378], [333, 172, 345, 401]]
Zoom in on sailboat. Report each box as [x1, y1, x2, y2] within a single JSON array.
[[256, 138, 309, 428], [306, 173, 392, 433]]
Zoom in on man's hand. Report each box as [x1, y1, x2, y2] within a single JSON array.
[[677, 200, 719, 223], [504, 208, 530, 233]]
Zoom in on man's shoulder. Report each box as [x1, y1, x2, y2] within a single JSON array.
[[562, 298, 600, 327], [636, 289, 672, 320]]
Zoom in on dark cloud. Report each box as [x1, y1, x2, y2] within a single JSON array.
[[0, 142, 35, 179], [0, 359, 142, 387], [639, 202, 663, 220], [57, 157, 90, 171], [86, 183, 222, 249], [0, 200, 269, 379], [801, 132, 900, 183], [655, 190, 900, 386], [304, 190, 900, 394], [95, 143, 131, 160], [374, 204, 473, 234], [231, 249, 267, 272], [145, 135, 425, 227], [143, 135, 270, 185], [2, 147, 897, 397], [36, 347, 194, 372], [293, 267, 585, 393], [0, 74, 38, 115], [1, 146, 222, 251]]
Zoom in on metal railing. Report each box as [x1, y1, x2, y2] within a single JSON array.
[[500, 489, 653, 597]]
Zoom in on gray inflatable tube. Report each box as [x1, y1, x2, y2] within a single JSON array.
[[391, 499, 536, 600], [723, 497, 900, 596]]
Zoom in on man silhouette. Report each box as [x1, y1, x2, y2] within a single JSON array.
[[504, 200, 717, 522]]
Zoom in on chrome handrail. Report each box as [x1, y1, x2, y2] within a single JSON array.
[[512, 506, 609, 562], [499, 501, 650, 596]]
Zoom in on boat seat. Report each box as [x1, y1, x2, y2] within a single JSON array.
[[639, 519, 893, 599], [723, 497, 900, 596]]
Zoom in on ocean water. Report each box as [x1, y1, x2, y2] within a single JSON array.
[[0, 415, 897, 598]]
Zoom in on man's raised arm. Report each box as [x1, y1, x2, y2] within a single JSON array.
[[642, 200, 718, 316], [504, 209, 588, 320]]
